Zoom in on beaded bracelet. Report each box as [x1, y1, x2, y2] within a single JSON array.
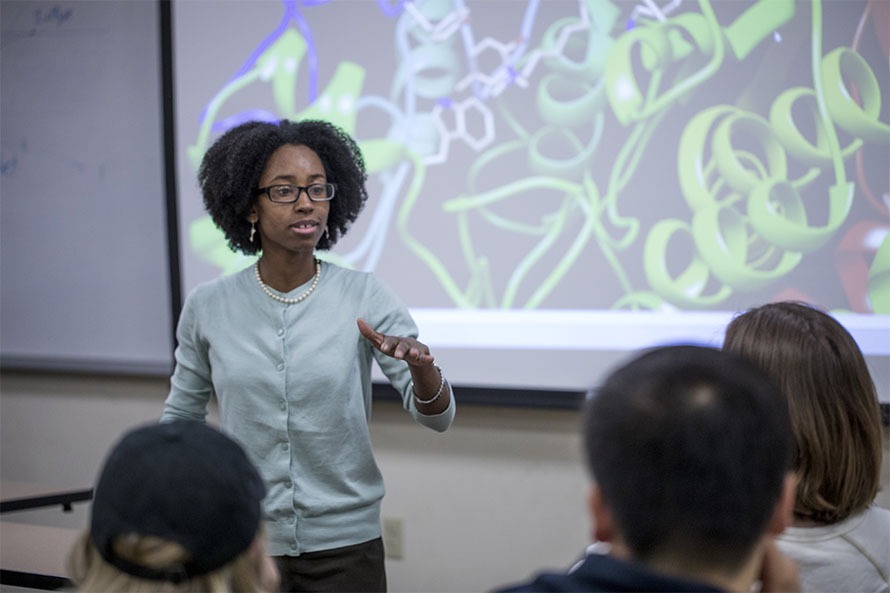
[[414, 364, 446, 405]]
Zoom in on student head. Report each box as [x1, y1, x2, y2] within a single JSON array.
[[723, 301, 882, 524], [199, 119, 369, 255], [584, 345, 795, 580], [68, 421, 278, 593]]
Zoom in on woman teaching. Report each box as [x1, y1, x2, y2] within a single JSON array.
[[161, 119, 455, 592]]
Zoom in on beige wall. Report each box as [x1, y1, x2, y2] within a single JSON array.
[[2, 370, 888, 592]]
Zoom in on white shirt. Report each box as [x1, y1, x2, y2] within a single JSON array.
[[778, 506, 890, 593]]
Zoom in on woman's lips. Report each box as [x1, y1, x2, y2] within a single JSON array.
[[290, 221, 318, 235]]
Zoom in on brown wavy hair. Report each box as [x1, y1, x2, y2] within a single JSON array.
[[723, 301, 882, 523]]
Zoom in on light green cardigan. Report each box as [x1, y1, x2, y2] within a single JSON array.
[[162, 261, 455, 556]]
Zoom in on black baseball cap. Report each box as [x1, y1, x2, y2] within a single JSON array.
[[89, 421, 266, 582]]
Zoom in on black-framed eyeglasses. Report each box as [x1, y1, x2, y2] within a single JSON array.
[[254, 183, 336, 203]]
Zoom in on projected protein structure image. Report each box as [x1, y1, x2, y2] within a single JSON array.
[[180, 0, 889, 315]]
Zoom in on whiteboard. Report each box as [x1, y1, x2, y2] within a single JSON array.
[[0, 1, 173, 374]]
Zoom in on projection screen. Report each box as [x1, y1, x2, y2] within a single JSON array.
[[172, 0, 889, 398]]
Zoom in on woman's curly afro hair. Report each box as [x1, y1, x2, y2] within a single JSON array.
[[199, 119, 369, 255]]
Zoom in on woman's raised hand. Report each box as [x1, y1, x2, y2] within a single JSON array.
[[357, 318, 434, 367]]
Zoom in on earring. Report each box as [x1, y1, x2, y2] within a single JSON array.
[[249, 222, 256, 243], [324, 225, 330, 240]]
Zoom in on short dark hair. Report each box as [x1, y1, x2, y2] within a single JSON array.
[[198, 119, 369, 255], [584, 345, 792, 572], [723, 301, 882, 523]]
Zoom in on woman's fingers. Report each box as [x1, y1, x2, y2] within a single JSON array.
[[357, 319, 434, 365]]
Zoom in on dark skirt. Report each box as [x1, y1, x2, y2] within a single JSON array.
[[275, 537, 387, 593]]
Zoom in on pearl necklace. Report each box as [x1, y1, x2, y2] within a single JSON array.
[[255, 258, 320, 304]]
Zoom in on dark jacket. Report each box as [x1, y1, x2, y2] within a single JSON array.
[[493, 553, 725, 592]]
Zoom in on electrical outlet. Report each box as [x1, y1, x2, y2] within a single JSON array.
[[382, 517, 404, 559]]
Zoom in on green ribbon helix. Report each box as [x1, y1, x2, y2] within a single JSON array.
[[642, 0, 886, 310]]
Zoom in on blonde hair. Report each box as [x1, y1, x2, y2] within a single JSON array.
[[67, 531, 265, 593], [723, 301, 882, 523]]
